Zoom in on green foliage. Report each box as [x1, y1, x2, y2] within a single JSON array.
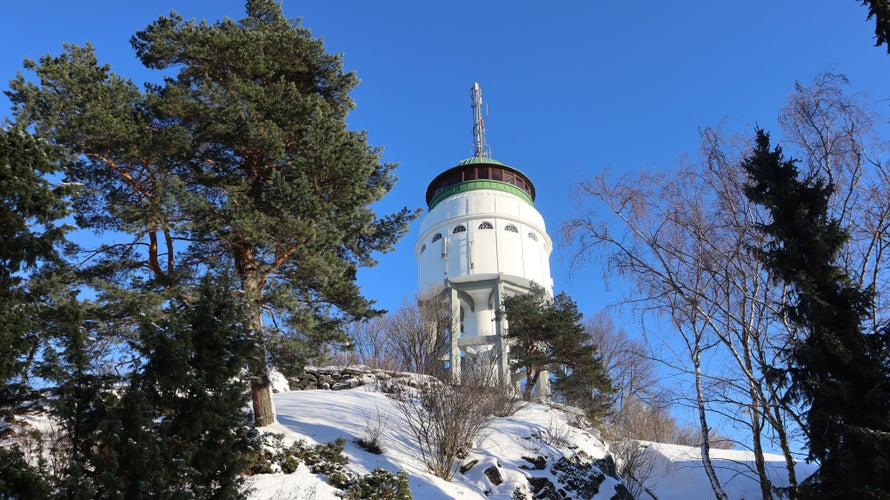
[[128, 274, 257, 498], [0, 128, 70, 282], [34, 282, 119, 498], [502, 286, 616, 417], [0, 445, 51, 499], [858, 0, 890, 53], [343, 469, 413, 500], [7, 0, 418, 425], [30, 274, 256, 498], [0, 128, 71, 415], [743, 129, 890, 498], [290, 438, 352, 488], [245, 433, 412, 498]]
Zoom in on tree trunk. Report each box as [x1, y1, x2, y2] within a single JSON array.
[[768, 385, 798, 498], [744, 336, 773, 500], [694, 352, 728, 500], [749, 393, 771, 500], [240, 257, 276, 426], [250, 368, 275, 427]]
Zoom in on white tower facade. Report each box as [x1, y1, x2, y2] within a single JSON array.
[[415, 151, 554, 388]]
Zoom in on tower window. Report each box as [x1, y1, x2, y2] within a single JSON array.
[[421, 244, 427, 253], [528, 232, 538, 241], [452, 225, 467, 234], [478, 221, 494, 230], [504, 224, 518, 233], [432, 233, 442, 242]]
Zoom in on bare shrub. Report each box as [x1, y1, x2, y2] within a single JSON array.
[[393, 382, 495, 481], [342, 317, 401, 371], [674, 423, 735, 450], [461, 351, 527, 418], [355, 404, 388, 455], [602, 398, 665, 498], [608, 437, 654, 500], [385, 290, 451, 379], [543, 414, 573, 448]]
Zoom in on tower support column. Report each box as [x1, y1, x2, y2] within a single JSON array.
[[449, 286, 462, 384], [493, 281, 509, 389]]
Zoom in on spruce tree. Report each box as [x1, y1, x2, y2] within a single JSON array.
[[743, 129, 890, 498], [34, 280, 117, 499], [0, 128, 71, 496], [0, 128, 70, 412], [502, 285, 615, 416], [128, 274, 256, 498]]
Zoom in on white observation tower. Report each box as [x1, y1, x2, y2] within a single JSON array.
[[414, 83, 554, 392]]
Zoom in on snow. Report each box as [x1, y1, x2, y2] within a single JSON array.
[[642, 442, 815, 500], [246, 384, 815, 499], [1, 377, 814, 498], [244, 465, 339, 500]]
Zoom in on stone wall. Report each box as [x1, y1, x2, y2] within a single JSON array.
[[285, 366, 436, 392]]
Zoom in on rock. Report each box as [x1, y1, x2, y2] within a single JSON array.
[[520, 455, 548, 470], [594, 454, 619, 479], [460, 459, 479, 474], [527, 477, 560, 499], [332, 378, 360, 390], [611, 483, 634, 500], [550, 453, 606, 498], [484, 466, 503, 486]]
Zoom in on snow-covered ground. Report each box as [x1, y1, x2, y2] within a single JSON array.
[[245, 385, 815, 499]]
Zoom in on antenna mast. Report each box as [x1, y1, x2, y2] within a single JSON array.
[[471, 82, 488, 157]]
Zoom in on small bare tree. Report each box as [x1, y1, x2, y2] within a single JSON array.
[[384, 289, 451, 378], [393, 381, 496, 481], [342, 316, 400, 370]]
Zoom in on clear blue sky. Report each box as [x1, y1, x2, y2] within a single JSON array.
[[3, 1, 889, 319]]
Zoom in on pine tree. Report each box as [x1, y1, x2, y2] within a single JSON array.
[[743, 129, 890, 498], [8, 0, 418, 426], [502, 285, 615, 416]]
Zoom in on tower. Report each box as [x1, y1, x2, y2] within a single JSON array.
[[414, 83, 554, 391]]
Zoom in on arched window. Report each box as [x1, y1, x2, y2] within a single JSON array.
[[452, 225, 466, 234], [504, 224, 518, 233], [528, 232, 538, 241], [432, 233, 442, 242], [421, 244, 426, 253], [478, 221, 494, 230]]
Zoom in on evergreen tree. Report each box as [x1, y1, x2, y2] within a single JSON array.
[[0, 128, 70, 413], [34, 280, 118, 499], [7, 0, 417, 426], [502, 285, 616, 416], [127, 274, 256, 498], [33, 274, 256, 498], [743, 129, 890, 498], [0, 446, 52, 499], [858, 0, 890, 53]]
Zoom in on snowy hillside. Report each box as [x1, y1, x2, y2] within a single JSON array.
[[244, 377, 814, 499]]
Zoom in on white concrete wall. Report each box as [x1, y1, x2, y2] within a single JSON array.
[[415, 189, 554, 296]]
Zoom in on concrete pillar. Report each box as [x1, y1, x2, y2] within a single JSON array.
[[493, 281, 509, 388], [450, 286, 462, 384]]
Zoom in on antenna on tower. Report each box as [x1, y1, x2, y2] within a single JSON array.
[[471, 82, 489, 157]]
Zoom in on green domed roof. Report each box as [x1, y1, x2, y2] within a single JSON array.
[[425, 156, 536, 209], [454, 156, 508, 167]]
